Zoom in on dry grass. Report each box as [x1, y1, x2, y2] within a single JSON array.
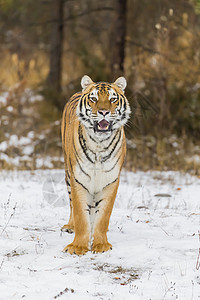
[[125, 136, 200, 176]]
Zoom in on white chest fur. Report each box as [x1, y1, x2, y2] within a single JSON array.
[[74, 129, 122, 195], [74, 153, 120, 195]]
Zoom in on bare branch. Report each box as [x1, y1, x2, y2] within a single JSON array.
[[127, 39, 182, 64], [64, 7, 114, 22], [27, 7, 114, 27], [1, 202, 17, 237]]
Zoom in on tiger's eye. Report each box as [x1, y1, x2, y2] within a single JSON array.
[[90, 97, 97, 102], [110, 98, 117, 103]]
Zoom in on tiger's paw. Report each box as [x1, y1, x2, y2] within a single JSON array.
[[92, 242, 112, 253], [63, 243, 88, 255], [61, 224, 74, 234]]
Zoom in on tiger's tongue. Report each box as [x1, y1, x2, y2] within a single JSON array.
[[98, 119, 110, 130]]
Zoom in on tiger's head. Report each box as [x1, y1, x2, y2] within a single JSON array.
[[77, 75, 131, 137]]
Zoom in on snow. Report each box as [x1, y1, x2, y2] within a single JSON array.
[[9, 135, 18, 146], [186, 155, 200, 164], [0, 92, 8, 104], [22, 146, 34, 156], [0, 141, 7, 152], [6, 106, 14, 112], [0, 170, 200, 299]]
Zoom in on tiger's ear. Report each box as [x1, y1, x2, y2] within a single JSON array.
[[81, 75, 93, 91], [113, 77, 127, 92]]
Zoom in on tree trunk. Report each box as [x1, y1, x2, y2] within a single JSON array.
[[47, 0, 64, 96], [110, 0, 127, 80]]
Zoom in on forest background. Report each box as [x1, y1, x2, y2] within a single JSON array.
[[1, 0, 200, 174]]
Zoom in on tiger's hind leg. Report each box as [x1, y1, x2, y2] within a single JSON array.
[[63, 179, 91, 255], [92, 179, 119, 253], [61, 174, 75, 233]]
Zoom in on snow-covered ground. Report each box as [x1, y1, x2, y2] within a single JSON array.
[[0, 169, 200, 300]]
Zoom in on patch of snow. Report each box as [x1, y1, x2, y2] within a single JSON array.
[[0, 141, 8, 152], [27, 131, 35, 139], [39, 134, 45, 140], [11, 156, 20, 166], [29, 94, 43, 103], [0, 92, 8, 104], [126, 139, 137, 149], [24, 88, 43, 103], [0, 170, 200, 299], [6, 106, 13, 112], [36, 157, 54, 169], [172, 141, 179, 148], [22, 146, 34, 156], [20, 155, 31, 161], [9, 135, 18, 146], [186, 155, 200, 164], [18, 136, 32, 146], [54, 120, 60, 126], [0, 153, 9, 161]]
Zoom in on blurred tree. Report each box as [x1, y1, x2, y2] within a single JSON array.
[[110, 0, 127, 80], [47, 0, 64, 104], [1, 0, 200, 138]]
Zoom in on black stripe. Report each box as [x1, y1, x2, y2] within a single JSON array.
[[105, 155, 121, 172], [66, 180, 70, 186], [73, 141, 91, 179], [120, 98, 122, 109], [74, 150, 91, 179], [121, 112, 126, 120], [121, 94, 126, 100], [86, 108, 91, 116], [79, 113, 93, 125], [84, 97, 86, 109], [103, 130, 119, 151], [73, 140, 81, 160], [101, 130, 122, 162], [88, 134, 98, 143], [80, 97, 83, 112], [113, 146, 121, 158], [66, 170, 70, 179], [74, 177, 90, 193], [103, 135, 113, 142], [78, 125, 95, 164], [71, 94, 81, 103], [103, 177, 118, 189], [123, 99, 127, 111], [95, 199, 103, 207]]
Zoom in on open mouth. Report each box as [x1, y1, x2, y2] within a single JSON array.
[[94, 120, 111, 132]]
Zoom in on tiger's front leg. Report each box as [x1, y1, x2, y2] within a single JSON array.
[[92, 179, 119, 253], [63, 179, 91, 255]]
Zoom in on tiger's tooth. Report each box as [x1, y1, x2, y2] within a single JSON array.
[[97, 125, 109, 130]]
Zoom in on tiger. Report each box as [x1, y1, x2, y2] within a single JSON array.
[[61, 75, 131, 255]]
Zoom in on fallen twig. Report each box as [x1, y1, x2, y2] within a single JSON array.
[[0, 259, 4, 271], [54, 287, 74, 299], [0, 202, 17, 237]]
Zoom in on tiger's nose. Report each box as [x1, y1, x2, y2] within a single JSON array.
[[98, 110, 110, 116]]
